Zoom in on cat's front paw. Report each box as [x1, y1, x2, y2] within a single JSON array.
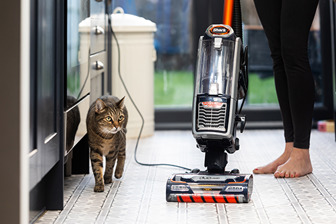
[[104, 176, 113, 184], [114, 170, 123, 179], [94, 184, 104, 192]]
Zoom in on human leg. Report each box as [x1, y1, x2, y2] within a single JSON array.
[[253, 0, 318, 176], [280, 0, 318, 149], [253, 0, 295, 143], [273, 0, 318, 178]]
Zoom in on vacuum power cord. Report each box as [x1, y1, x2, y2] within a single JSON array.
[[108, 17, 191, 172]]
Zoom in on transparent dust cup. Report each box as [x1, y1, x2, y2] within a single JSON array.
[[195, 37, 236, 97]]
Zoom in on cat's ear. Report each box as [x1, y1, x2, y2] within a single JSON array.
[[117, 96, 125, 109], [95, 99, 107, 114]]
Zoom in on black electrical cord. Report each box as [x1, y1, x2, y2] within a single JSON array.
[[108, 17, 191, 172], [239, 45, 249, 115]]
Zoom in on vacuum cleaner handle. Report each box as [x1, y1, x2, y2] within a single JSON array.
[[223, 0, 243, 42], [223, 0, 234, 27]]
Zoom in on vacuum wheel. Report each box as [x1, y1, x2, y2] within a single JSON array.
[[230, 168, 240, 174], [205, 149, 227, 173]]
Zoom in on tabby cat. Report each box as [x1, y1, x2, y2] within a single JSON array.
[[86, 96, 128, 192]]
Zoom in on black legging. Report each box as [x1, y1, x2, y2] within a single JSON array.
[[253, 0, 319, 149]]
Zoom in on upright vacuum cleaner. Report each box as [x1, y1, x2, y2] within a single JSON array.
[[166, 0, 253, 203]]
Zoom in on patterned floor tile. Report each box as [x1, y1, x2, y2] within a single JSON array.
[[36, 130, 336, 224]]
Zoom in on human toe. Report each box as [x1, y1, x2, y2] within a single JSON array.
[[274, 167, 286, 178], [253, 168, 262, 174], [274, 170, 281, 178], [285, 171, 291, 178]]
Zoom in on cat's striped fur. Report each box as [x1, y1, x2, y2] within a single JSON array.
[[86, 96, 128, 192]]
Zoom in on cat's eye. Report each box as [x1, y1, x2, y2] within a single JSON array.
[[105, 116, 112, 122], [118, 115, 124, 122]]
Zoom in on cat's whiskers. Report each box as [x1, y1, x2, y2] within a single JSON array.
[[120, 129, 127, 140], [101, 127, 114, 139]]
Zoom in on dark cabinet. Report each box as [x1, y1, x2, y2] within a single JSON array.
[[29, 0, 65, 221], [30, 0, 60, 189], [29, 0, 110, 221]]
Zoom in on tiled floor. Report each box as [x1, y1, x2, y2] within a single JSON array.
[[35, 129, 336, 224]]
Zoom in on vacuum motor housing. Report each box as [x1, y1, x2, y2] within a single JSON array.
[[192, 24, 243, 154]]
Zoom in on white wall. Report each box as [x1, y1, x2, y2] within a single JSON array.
[[0, 0, 29, 223]]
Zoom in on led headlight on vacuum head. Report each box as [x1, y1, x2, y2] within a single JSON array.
[[171, 185, 190, 192]]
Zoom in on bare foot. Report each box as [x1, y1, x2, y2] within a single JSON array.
[[274, 147, 312, 178], [253, 142, 293, 174]]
